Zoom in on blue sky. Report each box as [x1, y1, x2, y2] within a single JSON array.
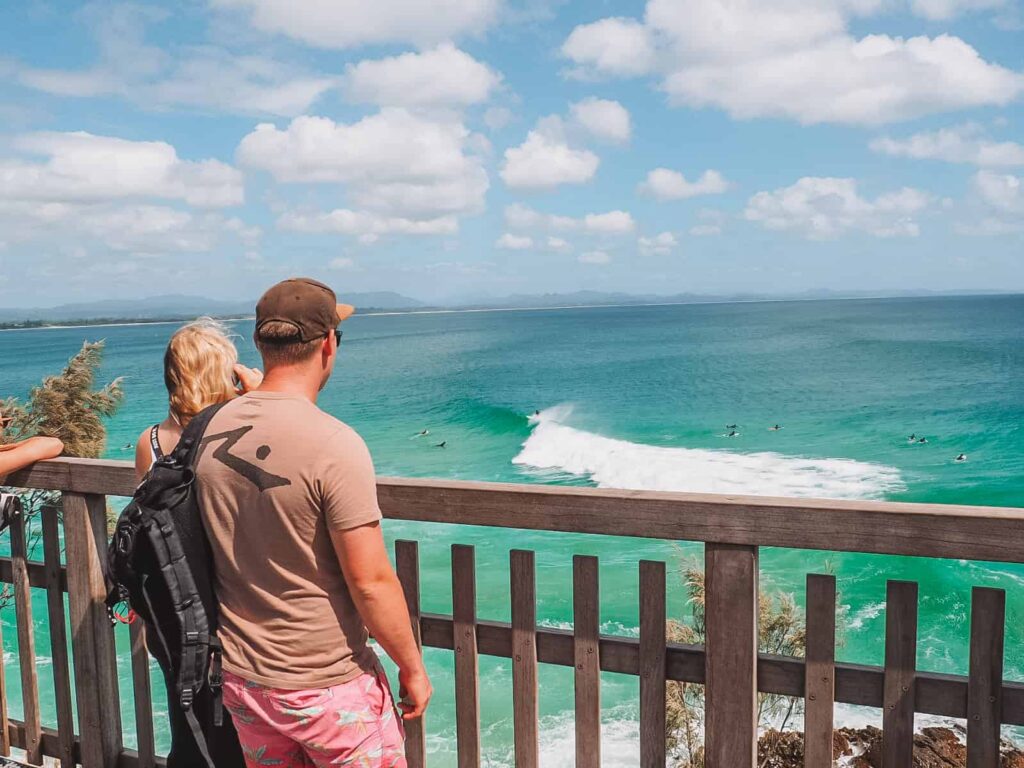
[[0, 0, 1022, 306]]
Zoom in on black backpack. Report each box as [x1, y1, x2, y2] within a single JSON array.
[[106, 403, 244, 768]]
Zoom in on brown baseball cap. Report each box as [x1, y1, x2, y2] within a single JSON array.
[[255, 278, 355, 342]]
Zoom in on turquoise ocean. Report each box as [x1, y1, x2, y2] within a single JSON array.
[[1, 294, 1023, 765]]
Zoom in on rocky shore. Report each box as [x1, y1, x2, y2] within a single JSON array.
[[756, 726, 1024, 767]]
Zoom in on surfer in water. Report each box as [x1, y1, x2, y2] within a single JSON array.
[[727, 430, 738, 438], [955, 453, 967, 462], [726, 424, 737, 430], [769, 424, 782, 431], [908, 433, 916, 442], [918, 437, 928, 444], [435, 441, 447, 449], [411, 429, 430, 439]]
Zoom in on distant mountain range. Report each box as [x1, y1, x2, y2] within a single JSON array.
[[0, 292, 425, 323], [0, 288, 1014, 325]]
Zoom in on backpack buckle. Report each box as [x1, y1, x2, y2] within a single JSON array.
[[180, 688, 194, 709], [185, 631, 200, 644]]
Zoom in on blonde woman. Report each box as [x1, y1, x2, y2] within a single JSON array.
[[135, 319, 262, 480]]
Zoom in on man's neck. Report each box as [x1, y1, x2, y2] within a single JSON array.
[[256, 367, 321, 403]]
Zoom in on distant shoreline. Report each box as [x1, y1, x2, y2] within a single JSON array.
[[1, 291, 1019, 332]]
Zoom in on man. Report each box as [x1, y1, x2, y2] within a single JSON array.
[[195, 277, 430, 767]]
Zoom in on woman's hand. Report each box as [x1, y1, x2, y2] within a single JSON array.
[[232, 364, 264, 394]]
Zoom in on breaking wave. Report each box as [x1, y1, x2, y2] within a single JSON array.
[[513, 405, 904, 500]]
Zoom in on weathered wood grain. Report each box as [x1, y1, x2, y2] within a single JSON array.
[[41, 506, 75, 768], [451, 545, 480, 768], [705, 543, 758, 768], [63, 492, 123, 767], [967, 587, 1005, 768], [804, 574, 836, 768], [395, 541, 426, 768], [572, 555, 601, 768], [9, 497, 42, 764], [639, 561, 666, 768], [510, 550, 538, 768], [882, 581, 918, 768]]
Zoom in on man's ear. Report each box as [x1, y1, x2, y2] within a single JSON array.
[[320, 336, 334, 365]]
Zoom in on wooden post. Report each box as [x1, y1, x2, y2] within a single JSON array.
[[395, 541, 427, 768], [639, 561, 666, 768], [704, 543, 758, 768], [572, 555, 600, 768], [63, 492, 122, 768], [42, 504, 75, 768], [510, 550, 539, 768], [0, 497, 14, 758], [804, 574, 836, 768], [130, 622, 156, 768], [9, 497, 42, 765], [967, 587, 1005, 768], [451, 545, 480, 768], [882, 581, 918, 768]]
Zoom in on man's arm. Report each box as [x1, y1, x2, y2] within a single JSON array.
[[330, 522, 432, 719]]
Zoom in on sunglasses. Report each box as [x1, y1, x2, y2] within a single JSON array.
[[333, 329, 343, 346]]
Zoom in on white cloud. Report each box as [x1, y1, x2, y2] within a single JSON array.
[[214, 0, 500, 48], [483, 107, 513, 131], [504, 204, 636, 234], [496, 233, 534, 250], [0, 132, 243, 208], [956, 170, 1024, 235], [546, 236, 571, 252], [329, 257, 357, 270], [278, 209, 459, 237], [18, 8, 335, 118], [570, 98, 631, 143], [0, 200, 257, 254], [744, 177, 931, 239], [639, 231, 678, 255], [500, 118, 600, 189], [562, 0, 1024, 125], [639, 168, 730, 200], [561, 17, 656, 78], [237, 110, 489, 220], [343, 44, 500, 108], [910, 0, 1006, 20], [689, 208, 727, 236], [870, 124, 1024, 167], [583, 211, 636, 234], [578, 250, 611, 264]]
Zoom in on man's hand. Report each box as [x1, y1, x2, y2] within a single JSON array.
[[397, 666, 432, 720], [232, 364, 264, 394]]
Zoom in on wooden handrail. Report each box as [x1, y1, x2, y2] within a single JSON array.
[[8, 456, 1024, 562], [5, 457, 1024, 768]]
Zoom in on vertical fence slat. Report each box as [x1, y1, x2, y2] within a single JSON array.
[[42, 504, 75, 768], [451, 545, 480, 768], [882, 580, 918, 768], [510, 549, 538, 768], [130, 622, 156, 768], [9, 497, 42, 765], [63, 492, 123, 768], [639, 561, 666, 768], [804, 574, 836, 768], [395, 540, 427, 768], [967, 586, 1005, 768], [705, 543, 759, 768], [0, 497, 15, 758], [573, 555, 601, 768]]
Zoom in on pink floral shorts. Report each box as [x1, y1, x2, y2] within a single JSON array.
[[223, 668, 407, 768]]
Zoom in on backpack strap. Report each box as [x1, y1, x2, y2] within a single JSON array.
[[149, 425, 164, 462], [172, 402, 230, 467]]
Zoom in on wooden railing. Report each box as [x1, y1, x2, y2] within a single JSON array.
[[3, 457, 1024, 767]]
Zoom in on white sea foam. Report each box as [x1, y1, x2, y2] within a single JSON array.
[[514, 406, 904, 500]]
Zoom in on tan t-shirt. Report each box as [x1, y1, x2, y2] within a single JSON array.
[[195, 392, 382, 689]]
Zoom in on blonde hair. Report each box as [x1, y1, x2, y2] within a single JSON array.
[[164, 318, 238, 426]]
